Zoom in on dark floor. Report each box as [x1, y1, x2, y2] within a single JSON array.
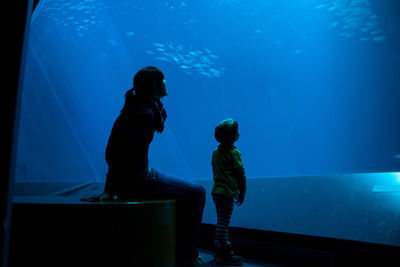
[[199, 249, 285, 267]]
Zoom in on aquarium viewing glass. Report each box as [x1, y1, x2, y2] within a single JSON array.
[[16, 0, 400, 182]]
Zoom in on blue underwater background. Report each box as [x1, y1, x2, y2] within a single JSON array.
[[16, 0, 400, 182]]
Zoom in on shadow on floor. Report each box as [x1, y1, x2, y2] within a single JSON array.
[[199, 249, 286, 267]]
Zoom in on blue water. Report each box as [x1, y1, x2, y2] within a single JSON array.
[[16, 0, 400, 182]]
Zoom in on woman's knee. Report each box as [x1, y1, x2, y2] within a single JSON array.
[[153, 171, 206, 203], [186, 180, 206, 200]]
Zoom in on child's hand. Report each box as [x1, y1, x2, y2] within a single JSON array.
[[235, 194, 245, 206]]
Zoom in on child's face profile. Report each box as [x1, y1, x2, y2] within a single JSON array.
[[235, 131, 240, 142], [233, 122, 239, 143]]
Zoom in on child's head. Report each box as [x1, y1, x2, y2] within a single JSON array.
[[215, 118, 239, 145]]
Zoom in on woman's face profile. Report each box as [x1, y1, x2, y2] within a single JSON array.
[[159, 79, 168, 98]]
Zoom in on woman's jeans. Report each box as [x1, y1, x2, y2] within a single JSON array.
[[124, 169, 206, 262]]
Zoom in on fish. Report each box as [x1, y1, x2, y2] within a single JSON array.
[[156, 57, 172, 62], [189, 51, 201, 57], [200, 56, 212, 64], [342, 24, 351, 30], [153, 42, 165, 48], [340, 31, 355, 38], [328, 22, 339, 29], [172, 56, 180, 63], [373, 36, 386, 41], [315, 4, 330, 9], [200, 71, 212, 78], [316, 0, 385, 43], [360, 26, 374, 32], [163, 52, 175, 58], [148, 41, 224, 78], [328, 6, 337, 12], [209, 68, 220, 76], [183, 58, 195, 65], [168, 43, 174, 49], [370, 29, 382, 35], [350, 0, 369, 7], [366, 20, 379, 27], [193, 63, 209, 68]]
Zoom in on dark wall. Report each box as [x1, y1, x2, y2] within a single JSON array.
[[2, 1, 33, 266]]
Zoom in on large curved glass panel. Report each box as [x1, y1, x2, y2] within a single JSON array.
[[17, 0, 400, 182]]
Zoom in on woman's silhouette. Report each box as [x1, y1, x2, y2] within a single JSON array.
[[103, 66, 208, 267]]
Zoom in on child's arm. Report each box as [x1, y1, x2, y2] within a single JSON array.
[[233, 166, 246, 205]]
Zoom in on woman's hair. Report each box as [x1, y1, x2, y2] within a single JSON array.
[[133, 66, 164, 96], [122, 66, 164, 112], [215, 118, 239, 145]]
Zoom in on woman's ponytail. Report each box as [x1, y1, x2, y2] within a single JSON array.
[[121, 87, 135, 112]]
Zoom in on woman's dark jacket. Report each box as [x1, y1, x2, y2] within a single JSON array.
[[104, 95, 165, 196]]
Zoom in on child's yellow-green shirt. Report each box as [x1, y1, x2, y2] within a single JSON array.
[[211, 145, 243, 198]]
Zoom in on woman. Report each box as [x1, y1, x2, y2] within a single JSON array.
[[103, 66, 208, 267]]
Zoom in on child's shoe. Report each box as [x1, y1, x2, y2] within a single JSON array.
[[215, 243, 244, 266]]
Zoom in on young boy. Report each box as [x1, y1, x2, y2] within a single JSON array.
[[211, 118, 246, 266]]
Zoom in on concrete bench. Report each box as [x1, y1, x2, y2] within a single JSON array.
[[10, 196, 175, 267]]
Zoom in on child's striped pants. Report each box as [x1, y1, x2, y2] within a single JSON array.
[[212, 193, 234, 247]]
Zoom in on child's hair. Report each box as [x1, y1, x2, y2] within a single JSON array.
[[215, 118, 238, 145]]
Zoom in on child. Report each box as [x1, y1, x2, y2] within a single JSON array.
[[211, 118, 246, 266]]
